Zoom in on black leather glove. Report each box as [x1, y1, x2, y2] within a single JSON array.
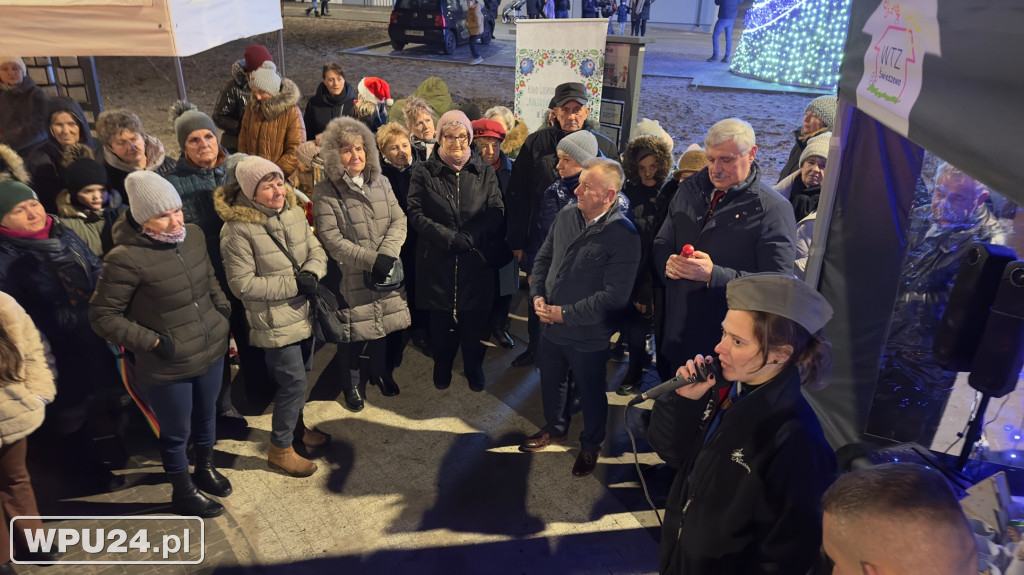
[[296, 271, 319, 296], [448, 233, 473, 254], [153, 334, 175, 360], [372, 254, 397, 283]]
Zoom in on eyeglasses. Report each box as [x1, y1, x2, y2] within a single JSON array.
[[443, 134, 469, 144]]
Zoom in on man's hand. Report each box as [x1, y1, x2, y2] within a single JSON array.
[[513, 249, 524, 263], [536, 303, 563, 324], [666, 250, 714, 282], [633, 302, 648, 315]]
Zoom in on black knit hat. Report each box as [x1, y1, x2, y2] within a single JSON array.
[[63, 158, 108, 193]]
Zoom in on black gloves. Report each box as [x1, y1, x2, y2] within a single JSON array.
[[153, 334, 175, 360], [372, 254, 397, 284], [448, 233, 472, 254], [296, 271, 319, 296]]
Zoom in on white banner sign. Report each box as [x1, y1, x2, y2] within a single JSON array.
[[855, 0, 941, 137], [514, 19, 608, 133]]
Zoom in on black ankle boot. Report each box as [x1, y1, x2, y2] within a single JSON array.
[[343, 369, 364, 412], [169, 472, 224, 518], [191, 445, 232, 497], [372, 373, 400, 397]]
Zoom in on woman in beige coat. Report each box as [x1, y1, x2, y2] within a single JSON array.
[[0, 291, 56, 570], [313, 117, 410, 412], [216, 155, 328, 477]]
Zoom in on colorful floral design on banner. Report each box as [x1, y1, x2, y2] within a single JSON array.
[[514, 47, 604, 117]]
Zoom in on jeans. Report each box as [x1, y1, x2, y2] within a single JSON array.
[[430, 310, 490, 387], [536, 336, 609, 453], [619, 21, 627, 35], [557, 9, 570, 17], [469, 34, 481, 58], [141, 358, 225, 474], [712, 17, 735, 57], [265, 340, 312, 448]]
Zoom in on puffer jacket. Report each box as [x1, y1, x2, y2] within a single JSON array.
[[467, 0, 485, 34], [102, 134, 177, 199], [56, 187, 125, 256], [212, 60, 250, 153], [216, 180, 327, 348], [0, 291, 56, 447], [26, 97, 97, 213], [239, 79, 306, 177], [407, 146, 507, 313], [303, 81, 356, 139], [313, 118, 410, 342], [89, 214, 230, 385], [164, 150, 230, 287], [0, 75, 48, 154]]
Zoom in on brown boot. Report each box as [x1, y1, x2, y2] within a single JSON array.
[[268, 445, 318, 477], [301, 426, 330, 448]]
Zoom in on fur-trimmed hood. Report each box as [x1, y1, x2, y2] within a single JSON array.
[[102, 133, 168, 173], [0, 143, 31, 184], [623, 135, 673, 184], [213, 179, 299, 224], [55, 187, 123, 219], [252, 78, 301, 122], [500, 118, 528, 156], [320, 116, 381, 185], [230, 60, 248, 88]]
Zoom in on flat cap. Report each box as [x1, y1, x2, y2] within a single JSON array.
[[726, 273, 833, 334]]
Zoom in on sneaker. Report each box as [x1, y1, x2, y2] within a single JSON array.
[[471, 57, 484, 65], [721, 54, 731, 63], [706, 55, 719, 62]]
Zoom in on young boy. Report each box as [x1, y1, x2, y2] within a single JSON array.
[[617, 0, 629, 35]]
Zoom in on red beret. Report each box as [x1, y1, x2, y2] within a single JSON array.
[[471, 118, 506, 141]]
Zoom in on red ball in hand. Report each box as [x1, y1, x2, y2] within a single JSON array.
[[681, 244, 695, 258]]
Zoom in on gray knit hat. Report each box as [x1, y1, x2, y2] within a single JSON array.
[[557, 130, 599, 165], [805, 96, 838, 130], [170, 101, 218, 151], [235, 156, 283, 199], [799, 131, 831, 166], [249, 61, 282, 95], [125, 171, 182, 223]]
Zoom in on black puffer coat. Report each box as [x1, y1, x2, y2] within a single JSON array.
[[89, 214, 230, 385], [212, 60, 250, 153], [0, 216, 109, 408], [303, 81, 357, 139], [407, 148, 507, 313], [0, 75, 48, 154]]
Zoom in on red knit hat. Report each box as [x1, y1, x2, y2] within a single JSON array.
[[471, 118, 506, 141], [357, 77, 394, 107], [243, 45, 273, 73]]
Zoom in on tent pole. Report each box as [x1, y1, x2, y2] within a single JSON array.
[[278, 30, 286, 77], [173, 57, 187, 101]]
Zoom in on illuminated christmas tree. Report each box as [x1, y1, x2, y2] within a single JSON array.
[[730, 0, 852, 89]]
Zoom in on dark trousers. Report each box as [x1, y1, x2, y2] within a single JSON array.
[[141, 358, 224, 474], [430, 310, 490, 387], [469, 34, 481, 57], [623, 305, 653, 371], [537, 335, 609, 452], [525, 298, 541, 352], [265, 340, 312, 448], [335, 338, 388, 380], [228, 297, 272, 406], [0, 438, 43, 562], [712, 17, 735, 56]]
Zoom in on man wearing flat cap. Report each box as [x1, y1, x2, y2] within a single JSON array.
[[505, 81, 619, 367], [651, 117, 797, 382]]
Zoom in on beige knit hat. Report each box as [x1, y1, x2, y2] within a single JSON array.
[[125, 171, 182, 223], [236, 156, 283, 199]]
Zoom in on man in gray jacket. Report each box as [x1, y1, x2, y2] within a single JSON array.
[[519, 158, 640, 477]]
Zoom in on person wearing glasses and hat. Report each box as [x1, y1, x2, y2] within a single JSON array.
[[649, 272, 836, 574]]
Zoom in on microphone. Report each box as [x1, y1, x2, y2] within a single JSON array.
[[626, 357, 718, 406]]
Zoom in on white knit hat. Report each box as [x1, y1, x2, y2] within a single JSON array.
[[125, 171, 182, 223], [0, 56, 26, 76], [799, 131, 831, 166], [249, 61, 282, 95]]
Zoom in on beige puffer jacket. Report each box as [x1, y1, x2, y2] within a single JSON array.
[[0, 291, 56, 447], [312, 117, 410, 343], [215, 179, 327, 349]]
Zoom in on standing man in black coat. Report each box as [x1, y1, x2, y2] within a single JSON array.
[[505, 82, 618, 367], [519, 158, 639, 477]]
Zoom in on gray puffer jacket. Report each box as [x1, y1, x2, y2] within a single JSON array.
[[312, 117, 411, 342], [216, 180, 327, 348]]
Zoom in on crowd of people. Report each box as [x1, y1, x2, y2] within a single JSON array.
[[0, 46, 992, 573]]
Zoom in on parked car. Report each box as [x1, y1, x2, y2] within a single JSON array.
[[389, 0, 497, 55]]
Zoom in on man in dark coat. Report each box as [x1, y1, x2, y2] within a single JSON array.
[[505, 81, 618, 366], [519, 158, 640, 477], [651, 118, 796, 382]]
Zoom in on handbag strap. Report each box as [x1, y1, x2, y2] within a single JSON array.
[[263, 225, 301, 274], [328, 180, 386, 251]]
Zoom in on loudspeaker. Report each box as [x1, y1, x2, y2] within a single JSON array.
[[933, 243, 1018, 372], [969, 261, 1024, 398]]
